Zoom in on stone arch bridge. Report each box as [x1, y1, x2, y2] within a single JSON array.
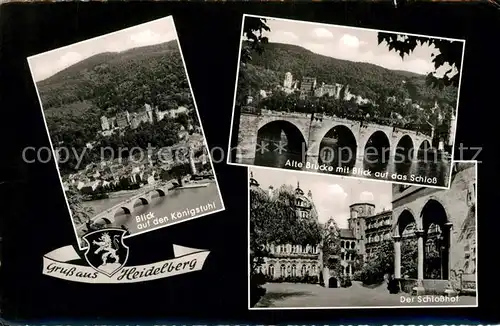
[[77, 182, 173, 233], [235, 110, 433, 167]]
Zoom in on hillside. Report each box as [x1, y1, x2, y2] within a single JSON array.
[[37, 40, 181, 113], [237, 42, 458, 106]]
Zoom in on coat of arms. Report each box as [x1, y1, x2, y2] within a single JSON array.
[[82, 228, 129, 277]]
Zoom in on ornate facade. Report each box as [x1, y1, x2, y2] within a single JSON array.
[[249, 172, 396, 286], [250, 173, 321, 281]]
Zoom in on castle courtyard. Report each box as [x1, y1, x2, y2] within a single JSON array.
[[255, 282, 476, 308]]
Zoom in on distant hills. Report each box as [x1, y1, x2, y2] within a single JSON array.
[[238, 42, 458, 106]]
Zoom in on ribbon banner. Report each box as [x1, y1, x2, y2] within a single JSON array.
[[42, 229, 210, 283]]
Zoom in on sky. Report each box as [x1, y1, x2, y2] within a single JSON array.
[[250, 168, 393, 229], [28, 16, 177, 82], [248, 16, 463, 76]]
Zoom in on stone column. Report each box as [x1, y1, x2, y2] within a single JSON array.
[[416, 229, 424, 280], [443, 222, 453, 280], [305, 117, 322, 169], [393, 235, 401, 278], [413, 229, 426, 295]]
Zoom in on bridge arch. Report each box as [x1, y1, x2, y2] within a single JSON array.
[[363, 130, 391, 172], [394, 134, 415, 163], [318, 125, 357, 169], [416, 139, 432, 160], [257, 120, 308, 153], [114, 206, 132, 216], [152, 189, 166, 197], [133, 197, 149, 207], [255, 120, 308, 166], [101, 217, 113, 225]]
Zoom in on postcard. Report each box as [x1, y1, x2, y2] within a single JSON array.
[[248, 161, 477, 308], [229, 14, 466, 189], [27, 16, 225, 248]]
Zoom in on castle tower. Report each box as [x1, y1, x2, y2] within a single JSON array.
[[295, 181, 304, 196], [100, 116, 109, 131], [145, 103, 154, 123], [249, 171, 259, 188], [284, 72, 293, 89], [268, 186, 274, 198]]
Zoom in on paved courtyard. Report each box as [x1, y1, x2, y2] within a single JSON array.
[[255, 282, 477, 308]]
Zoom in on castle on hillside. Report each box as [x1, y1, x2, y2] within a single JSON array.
[[280, 72, 370, 105], [100, 103, 188, 136]]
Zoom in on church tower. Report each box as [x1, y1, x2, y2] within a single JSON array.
[[249, 171, 259, 188], [100, 116, 109, 131], [284, 72, 293, 89]]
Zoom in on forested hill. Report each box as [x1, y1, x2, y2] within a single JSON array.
[[37, 40, 185, 114], [35, 39, 195, 158], [241, 42, 458, 105]]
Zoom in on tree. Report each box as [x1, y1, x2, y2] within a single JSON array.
[[241, 17, 270, 64], [65, 187, 94, 226], [378, 33, 463, 89]]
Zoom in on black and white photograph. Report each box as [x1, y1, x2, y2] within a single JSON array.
[[249, 161, 477, 309], [27, 16, 224, 248], [229, 15, 466, 189]]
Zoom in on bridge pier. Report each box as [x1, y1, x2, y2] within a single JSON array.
[[234, 113, 259, 164]]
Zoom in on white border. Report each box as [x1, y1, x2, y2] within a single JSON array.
[[228, 14, 467, 191], [26, 15, 225, 250], [247, 160, 478, 309]]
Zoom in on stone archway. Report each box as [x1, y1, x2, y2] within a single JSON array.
[[393, 209, 418, 279], [328, 277, 338, 288], [421, 199, 451, 280]]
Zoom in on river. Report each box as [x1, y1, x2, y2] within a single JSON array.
[[251, 150, 450, 188], [81, 181, 223, 235]]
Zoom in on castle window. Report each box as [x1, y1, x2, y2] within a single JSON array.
[[268, 264, 275, 277], [341, 253, 345, 260], [291, 264, 297, 277], [351, 242, 355, 249], [311, 265, 316, 274], [341, 241, 345, 248], [280, 264, 286, 277], [301, 264, 307, 276]]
